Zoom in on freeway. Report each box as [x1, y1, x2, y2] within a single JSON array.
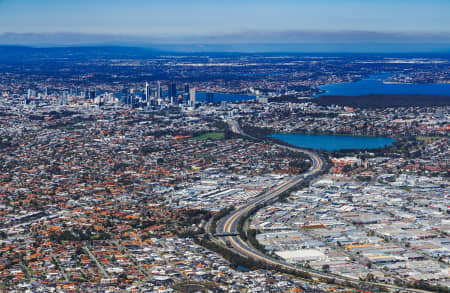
[[215, 119, 430, 293]]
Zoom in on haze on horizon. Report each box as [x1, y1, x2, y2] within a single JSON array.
[[0, 0, 450, 52]]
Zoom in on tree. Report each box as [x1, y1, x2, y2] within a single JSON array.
[[342, 164, 353, 172], [366, 272, 375, 281]]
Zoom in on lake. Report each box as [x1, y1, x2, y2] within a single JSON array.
[[316, 74, 450, 97], [269, 133, 396, 151]]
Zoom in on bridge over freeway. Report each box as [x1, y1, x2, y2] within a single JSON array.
[[215, 232, 238, 237]]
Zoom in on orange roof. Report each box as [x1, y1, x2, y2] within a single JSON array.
[[29, 252, 41, 259]]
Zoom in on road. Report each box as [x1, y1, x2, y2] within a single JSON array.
[[51, 253, 69, 282], [215, 119, 430, 293], [112, 239, 152, 281], [84, 246, 110, 279]]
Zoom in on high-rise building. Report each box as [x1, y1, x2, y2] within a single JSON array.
[[89, 89, 96, 100], [189, 88, 196, 106], [145, 82, 150, 102], [168, 83, 177, 99], [184, 84, 190, 94], [156, 81, 161, 99]]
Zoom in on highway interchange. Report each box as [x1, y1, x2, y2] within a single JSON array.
[[211, 120, 432, 293]]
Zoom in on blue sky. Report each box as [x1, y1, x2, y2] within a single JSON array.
[[0, 0, 449, 49], [1, 0, 449, 34]]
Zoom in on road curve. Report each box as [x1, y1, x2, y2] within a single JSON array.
[[216, 119, 430, 293]]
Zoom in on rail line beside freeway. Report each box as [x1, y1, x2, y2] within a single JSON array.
[[213, 120, 430, 293]]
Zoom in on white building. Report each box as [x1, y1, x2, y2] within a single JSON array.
[[275, 249, 326, 263]]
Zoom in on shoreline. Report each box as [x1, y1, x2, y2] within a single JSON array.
[[268, 133, 397, 152]]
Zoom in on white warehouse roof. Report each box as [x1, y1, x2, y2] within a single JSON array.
[[275, 249, 326, 262]]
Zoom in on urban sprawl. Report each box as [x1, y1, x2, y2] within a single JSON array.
[[0, 53, 449, 293]]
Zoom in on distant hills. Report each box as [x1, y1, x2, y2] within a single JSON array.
[[0, 45, 166, 62], [1, 31, 450, 53], [1, 45, 450, 62]]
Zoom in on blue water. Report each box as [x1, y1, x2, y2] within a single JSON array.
[[270, 133, 396, 151], [196, 92, 255, 102], [237, 265, 250, 272], [317, 74, 450, 97]]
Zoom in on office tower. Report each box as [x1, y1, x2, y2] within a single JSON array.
[[189, 88, 196, 106], [89, 89, 96, 100], [145, 82, 151, 103], [183, 84, 190, 104], [168, 83, 176, 99], [27, 89, 32, 99], [156, 81, 161, 99], [206, 92, 214, 104]]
